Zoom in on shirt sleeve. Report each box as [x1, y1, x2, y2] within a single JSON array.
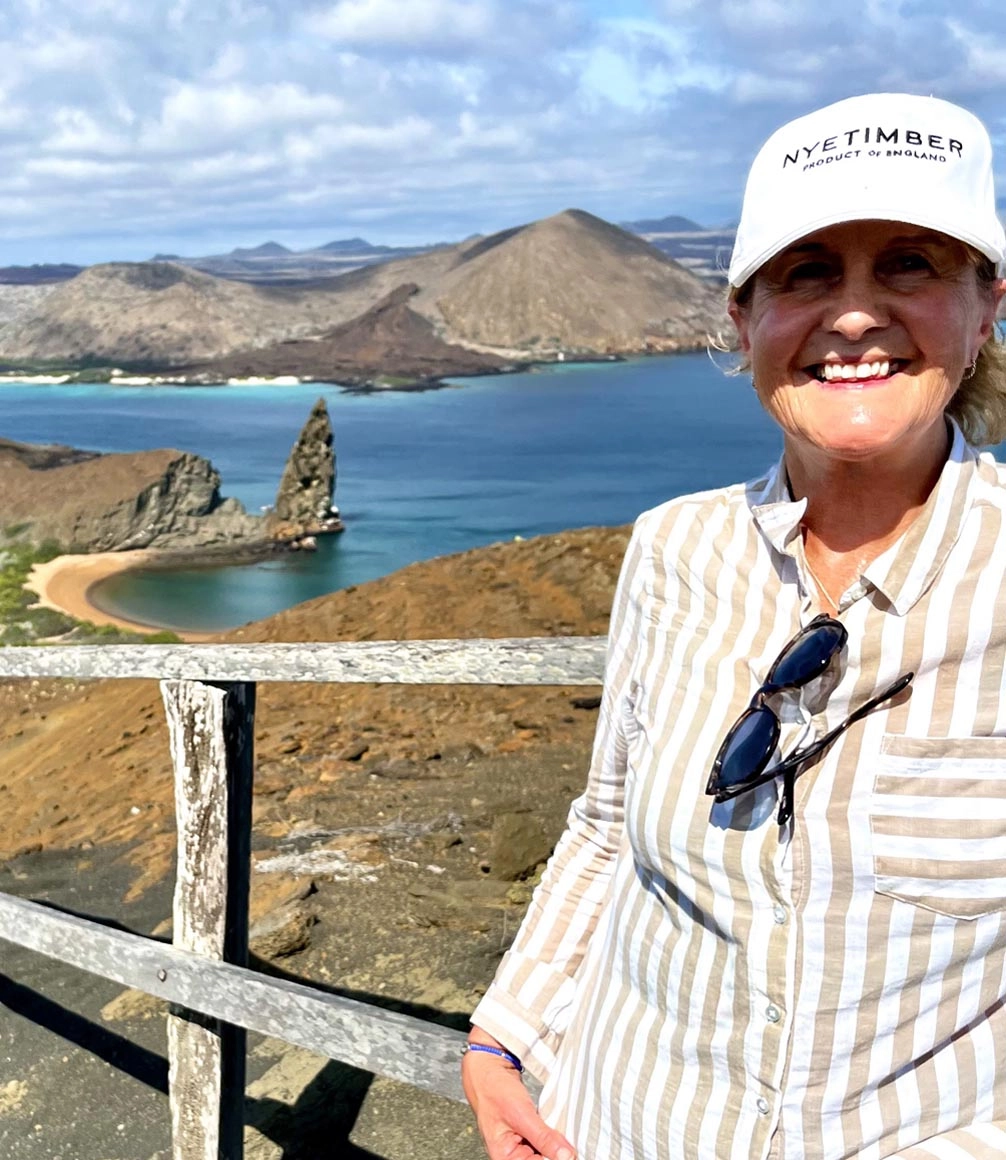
[[882, 1122, 1006, 1158], [470, 515, 651, 1082]]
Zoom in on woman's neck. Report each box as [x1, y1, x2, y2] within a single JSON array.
[[784, 425, 951, 610]]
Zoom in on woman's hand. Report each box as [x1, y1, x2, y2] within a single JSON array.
[[462, 1033, 576, 1160]]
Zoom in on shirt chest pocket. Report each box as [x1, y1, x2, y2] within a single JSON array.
[[870, 734, 1006, 920]]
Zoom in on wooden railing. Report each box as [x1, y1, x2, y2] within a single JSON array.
[[0, 638, 605, 1160]]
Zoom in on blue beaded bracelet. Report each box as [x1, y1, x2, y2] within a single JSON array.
[[463, 1043, 524, 1072]]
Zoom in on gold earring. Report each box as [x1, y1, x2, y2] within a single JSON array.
[[962, 357, 978, 382]]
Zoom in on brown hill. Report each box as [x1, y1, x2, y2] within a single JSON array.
[[0, 524, 631, 862], [414, 209, 727, 353], [0, 262, 365, 367], [199, 283, 509, 383], [0, 210, 726, 374], [0, 438, 262, 551]]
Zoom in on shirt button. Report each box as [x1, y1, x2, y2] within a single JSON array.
[[756, 1097, 770, 1115], [765, 1004, 781, 1023], [773, 904, 787, 924]]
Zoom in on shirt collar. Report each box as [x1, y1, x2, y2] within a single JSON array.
[[749, 464, 807, 556], [863, 420, 980, 615], [749, 419, 981, 616]]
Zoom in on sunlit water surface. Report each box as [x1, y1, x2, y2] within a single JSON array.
[[5, 352, 992, 631]]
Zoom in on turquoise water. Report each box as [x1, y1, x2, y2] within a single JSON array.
[[1, 357, 784, 630]]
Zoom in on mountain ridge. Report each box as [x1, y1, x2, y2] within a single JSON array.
[[0, 208, 727, 378]]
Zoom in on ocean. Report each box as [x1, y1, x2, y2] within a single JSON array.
[[0, 355, 801, 630]]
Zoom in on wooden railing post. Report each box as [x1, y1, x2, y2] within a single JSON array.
[[161, 680, 256, 1160]]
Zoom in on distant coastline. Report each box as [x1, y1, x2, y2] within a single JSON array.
[[0, 348, 696, 394]]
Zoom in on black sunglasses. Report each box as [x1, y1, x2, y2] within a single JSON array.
[[706, 614, 913, 826]]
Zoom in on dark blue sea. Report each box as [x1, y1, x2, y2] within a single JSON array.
[[0, 355, 787, 630]]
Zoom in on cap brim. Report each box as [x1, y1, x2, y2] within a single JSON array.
[[729, 208, 1005, 288]]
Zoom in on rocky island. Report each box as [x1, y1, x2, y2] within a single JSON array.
[[0, 210, 728, 388], [267, 397, 345, 544]]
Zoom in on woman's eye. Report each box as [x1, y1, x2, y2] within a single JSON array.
[[883, 252, 933, 276], [787, 260, 834, 283]]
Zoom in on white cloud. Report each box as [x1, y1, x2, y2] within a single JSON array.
[[0, 0, 997, 264], [41, 108, 127, 156], [307, 0, 495, 49], [731, 73, 814, 105], [947, 22, 1006, 86], [147, 82, 346, 154]]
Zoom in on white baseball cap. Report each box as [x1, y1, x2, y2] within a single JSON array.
[[728, 92, 1006, 288]]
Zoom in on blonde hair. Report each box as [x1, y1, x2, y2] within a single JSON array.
[[948, 258, 1006, 445], [722, 255, 1006, 447]]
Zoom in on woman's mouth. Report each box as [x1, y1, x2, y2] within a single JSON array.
[[808, 359, 909, 384]]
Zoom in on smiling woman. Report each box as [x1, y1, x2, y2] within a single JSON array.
[[463, 92, 1006, 1160], [731, 224, 1006, 448], [730, 221, 1000, 477]]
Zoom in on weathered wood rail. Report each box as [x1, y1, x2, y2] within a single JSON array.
[[0, 637, 605, 1159]]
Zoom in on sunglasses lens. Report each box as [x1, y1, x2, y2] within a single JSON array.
[[768, 621, 845, 689], [715, 706, 778, 790]]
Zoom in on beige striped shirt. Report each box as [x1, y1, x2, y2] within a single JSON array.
[[473, 421, 1006, 1160]]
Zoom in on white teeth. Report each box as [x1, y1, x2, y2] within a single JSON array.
[[818, 359, 894, 382]]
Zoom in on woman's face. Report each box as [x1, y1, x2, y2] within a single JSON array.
[[728, 220, 1004, 468]]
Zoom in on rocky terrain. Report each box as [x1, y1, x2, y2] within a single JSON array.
[[0, 438, 263, 553], [268, 398, 345, 540], [201, 283, 510, 385], [0, 262, 367, 368], [0, 283, 60, 326], [0, 397, 340, 554], [0, 524, 631, 1159], [0, 209, 728, 381], [409, 209, 725, 354]]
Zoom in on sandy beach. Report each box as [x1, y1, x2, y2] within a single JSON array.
[[24, 551, 217, 641]]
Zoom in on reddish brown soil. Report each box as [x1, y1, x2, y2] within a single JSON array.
[[0, 524, 630, 868]]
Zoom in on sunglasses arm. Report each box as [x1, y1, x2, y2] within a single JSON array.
[[713, 671, 914, 816]]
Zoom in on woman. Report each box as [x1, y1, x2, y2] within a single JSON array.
[[463, 92, 1006, 1159]]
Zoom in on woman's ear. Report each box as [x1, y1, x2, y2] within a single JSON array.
[[974, 277, 1006, 356], [727, 297, 751, 355]]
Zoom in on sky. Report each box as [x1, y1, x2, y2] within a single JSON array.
[[0, 0, 1003, 265]]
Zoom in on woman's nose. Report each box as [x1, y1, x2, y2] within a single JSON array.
[[827, 273, 890, 341]]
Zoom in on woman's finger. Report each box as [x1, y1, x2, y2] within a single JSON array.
[[505, 1095, 576, 1160], [464, 1058, 576, 1160]]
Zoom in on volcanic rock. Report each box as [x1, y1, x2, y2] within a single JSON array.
[[412, 209, 727, 354], [488, 811, 555, 881], [0, 209, 727, 377], [198, 283, 509, 383], [268, 398, 343, 539], [0, 262, 363, 368], [0, 438, 263, 552]]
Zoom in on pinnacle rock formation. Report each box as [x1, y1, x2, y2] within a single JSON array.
[[269, 398, 343, 541]]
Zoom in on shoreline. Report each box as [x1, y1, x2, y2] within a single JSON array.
[[24, 551, 219, 642], [0, 346, 711, 392]]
